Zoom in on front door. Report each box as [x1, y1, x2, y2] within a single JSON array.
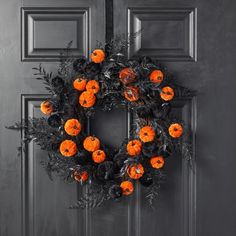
[[0, 0, 236, 236]]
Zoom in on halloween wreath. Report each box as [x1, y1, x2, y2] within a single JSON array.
[[8, 37, 193, 208]]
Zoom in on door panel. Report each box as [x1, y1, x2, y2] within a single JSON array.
[[127, 7, 196, 61], [21, 95, 82, 236], [113, 0, 236, 236], [21, 7, 90, 61], [0, 0, 105, 235]]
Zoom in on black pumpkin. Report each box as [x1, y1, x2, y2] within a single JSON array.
[[158, 144, 172, 158], [75, 150, 91, 165], [108, 184, 122, 199], [142, 141, 160, 157], [96, 161, 114, 181], [139, 172, 153, 187]]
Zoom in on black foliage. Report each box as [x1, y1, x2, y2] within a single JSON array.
[[51, 76, 65, 93], [152, 103, 171, 119], [73, 58, 87, 73], [113, 153, 129, 170], [136, 106, 153, 118], [85, 62, 101, 78], [48, 114, 62, 128], [108, 184, 122, 199]]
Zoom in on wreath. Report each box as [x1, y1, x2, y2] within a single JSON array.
[[8, 37, 193, 208]]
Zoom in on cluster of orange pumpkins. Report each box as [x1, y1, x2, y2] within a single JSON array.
[[40, 48, 175, 114], [121, 123, 183, 195], [72, 48, 175, 109], [41, 113, 182, 196]]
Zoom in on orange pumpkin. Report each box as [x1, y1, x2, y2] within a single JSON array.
[[150, 156, 165, 169], [120, 181, 134, 195], [119, 67, 136, 85], [83, 136, 100, 152], [127, 163, 144, 179], [40, 101, 53, 115], [64, 119, 81, 136], [139, 126, 156, 143], [124, 86, 139, 102], [86, 80, 100, 94], [73, 170, 88, 182], [92, 150, 106, 163], [168, 123, 183, 138], [79, 91, 96, 108], [149, 70, 164, 83], [160, 86, 174, 101], [91, 49, 105, 63], [60, 140, 77, 157], [73, 77, 87, 91], [127, 140, 142, 156]]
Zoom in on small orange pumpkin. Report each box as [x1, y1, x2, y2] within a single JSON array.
[[149, 70, 164, 83], [139, 126, 156, 143], [150, 156, 165, 169], [160, 86, 174, 101], [124, 86, 139, 102], [127, 140, 142, 156], [83, 136, 100, 152], [86, 80, 100, 94], [79, 91, 96, 108], [64, 119, 81, 136], [60, 140, 77, 157], [120, 181, 134, 195], [127, 163, 144, 179], [40, 101, 53, 115], [168, 123, 183, 138], [91, 49, 105, 63], [119, 67, 136, 85], [73, 77, 87, 91], [73, 170, 88, 182], [92, 150, 106, 163]]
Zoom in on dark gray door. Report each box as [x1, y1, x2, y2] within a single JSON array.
[[1, 0, 236, 236]]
